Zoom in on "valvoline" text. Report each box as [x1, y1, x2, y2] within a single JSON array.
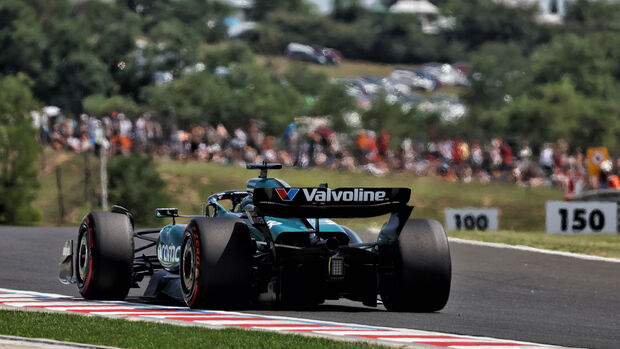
[[302, 188, 386, 202]]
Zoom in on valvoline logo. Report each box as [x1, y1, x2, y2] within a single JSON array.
[[275, 188, 299, 201]]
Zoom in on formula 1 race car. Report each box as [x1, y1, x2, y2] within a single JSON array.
[[59, 163, 451, 312]]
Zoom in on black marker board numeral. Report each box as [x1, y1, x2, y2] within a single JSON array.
[[455, 214, 489, 231], [558, 208, 605, 232]]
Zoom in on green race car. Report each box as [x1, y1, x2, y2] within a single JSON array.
[[59, 163, 451, 312]]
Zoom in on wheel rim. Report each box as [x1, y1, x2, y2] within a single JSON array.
[[78, 233, 90, 280], [181, 238, 196, 292]]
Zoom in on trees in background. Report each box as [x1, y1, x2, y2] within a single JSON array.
[[459, 1, 620, 153], [83, 94, 142, 119], [107, 154, 168, 225], [248, 0, 552, 63], [481, 78, 620, 151], [0, 0, 114, 113], [251, 0, 315, 21], [442, 0, 549, 51], [0, 0, 229, 114], [0, 0, 619, 152], [249, 9, 457, 63], [142, 66, 305, 133], [0, 75, 41, 224], [564, 0, 620, 33], [142, 56, 355, 134]]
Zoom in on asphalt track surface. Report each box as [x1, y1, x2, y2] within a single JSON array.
[[1, 226, 619, 349]]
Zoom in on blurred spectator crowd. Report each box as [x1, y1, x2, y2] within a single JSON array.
[[32, 108, 620, 193]]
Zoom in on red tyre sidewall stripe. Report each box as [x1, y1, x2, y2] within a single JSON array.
[[82, 215, 94, 294], [189, 284, 198, 306], [83, 258, 93, 294], [188, 223, 200, 306]]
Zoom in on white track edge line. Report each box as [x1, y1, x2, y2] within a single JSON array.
[[0, 335, 119, 349], [448, 237, 620, 263]]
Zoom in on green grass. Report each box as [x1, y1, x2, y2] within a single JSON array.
[[258, 55, 464, 96], [258, 55, 415, 78], [0, 310, 385, 349], [448, 230, 620, 258], [29, 150, 620, 259], [34, 149, 101, 225]]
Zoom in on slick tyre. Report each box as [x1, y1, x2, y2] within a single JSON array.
[[180, 217, 253, 309], [379, 219, 451, 312], [76, 212, 134, 300]]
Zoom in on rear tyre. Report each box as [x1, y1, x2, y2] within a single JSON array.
[[76, 212, 134, 300], [379, 219, 451, 312], [180, 217, 253, 309]]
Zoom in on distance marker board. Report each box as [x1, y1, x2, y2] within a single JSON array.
[[445, 208, 499, 231], [546, 201, 617, 234]]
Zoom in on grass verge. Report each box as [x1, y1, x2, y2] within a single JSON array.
[[447, 229, 620, 259], [0, 309, 385, 349]]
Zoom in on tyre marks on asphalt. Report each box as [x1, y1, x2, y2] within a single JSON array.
[[0, 289, 564, 349]]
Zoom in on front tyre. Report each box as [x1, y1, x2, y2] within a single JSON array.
[[180, 217, 253, 309], [76, 212, 134, 300], [379, 219, 451, 312]]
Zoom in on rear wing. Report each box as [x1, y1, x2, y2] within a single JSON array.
[[252, 187, 411, 218]]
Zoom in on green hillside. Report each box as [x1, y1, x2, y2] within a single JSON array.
[[31, 150, 620, 258], [35, 150, 561, 231]]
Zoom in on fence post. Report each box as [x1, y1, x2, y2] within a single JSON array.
[[84, 151, 90, 204], [56, 167, 64, 221], [100, 146, 108, 211]]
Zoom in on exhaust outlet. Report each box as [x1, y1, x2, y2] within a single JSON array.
[[325, 237, 340, 251]]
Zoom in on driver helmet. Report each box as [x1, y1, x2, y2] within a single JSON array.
[[239, 194, 253, 212]]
